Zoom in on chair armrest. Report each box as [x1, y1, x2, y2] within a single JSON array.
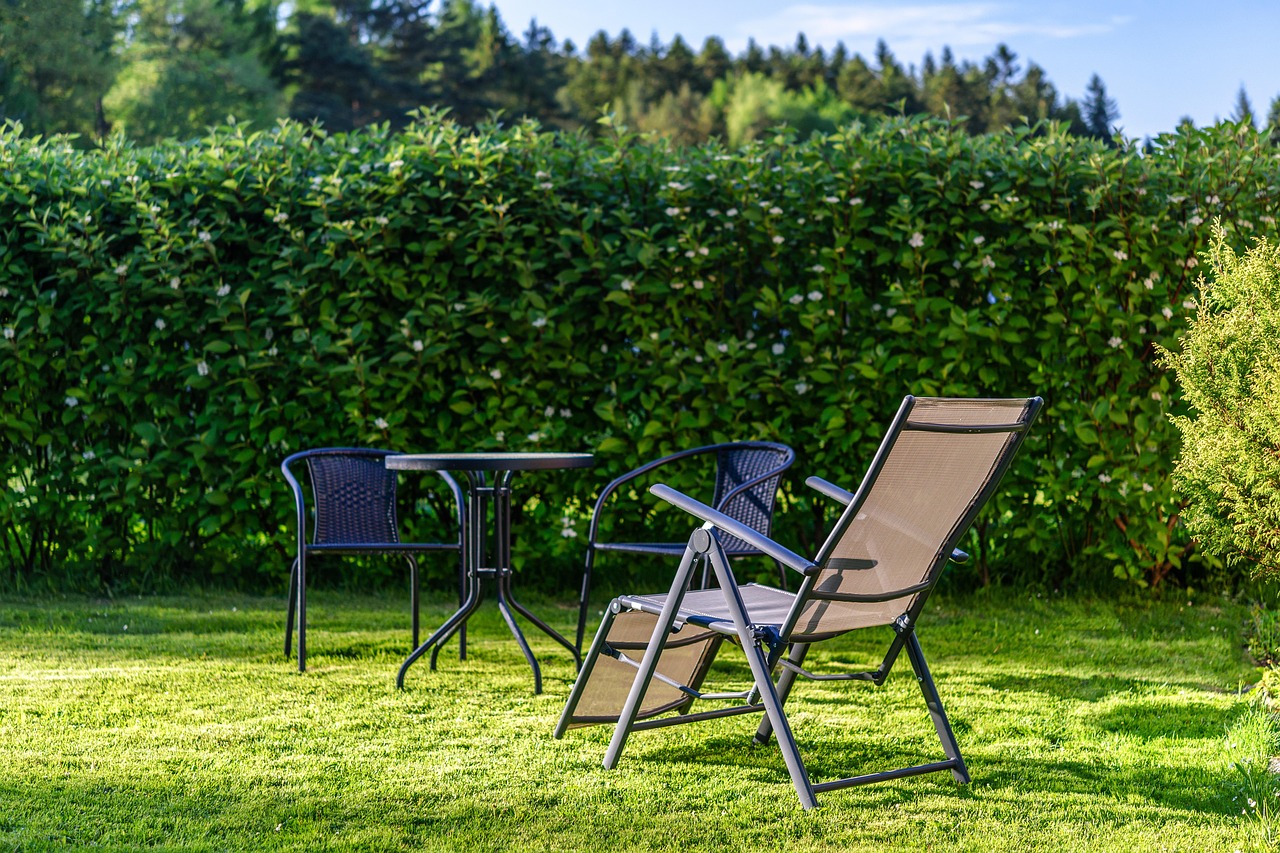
[[950, 548, 970, 563], [650, 483, 817, 576], [587, 445, 723, 542], [805, 475, 854, 505]]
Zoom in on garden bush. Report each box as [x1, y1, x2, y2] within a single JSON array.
[[1, 112, 1277, 594], [1163, 227, 1280, 576]]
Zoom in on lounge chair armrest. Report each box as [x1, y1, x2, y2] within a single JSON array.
[[950, 548, 970, 563], [650, 483, 817, 576], [805, 476, 854, 506]]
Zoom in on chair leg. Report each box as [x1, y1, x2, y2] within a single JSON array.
[[296, 551, 307, 673], [555, 602, 619, 738], [285, 557, 299, 659], [575, 544, 597, 655], [456, 546, 467, 660], [403, 554, 420, 650], [602, 544, 702, 770], [754, 643, 810, 745], [741, 635, 818, 809], [905, 631, 970, 784]]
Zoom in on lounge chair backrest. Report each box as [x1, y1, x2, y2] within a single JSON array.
[[788, 397, 1040, 641], [305, 450, 401, 545]]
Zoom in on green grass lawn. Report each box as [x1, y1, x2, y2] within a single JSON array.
[[0, 588, 1272, 852]]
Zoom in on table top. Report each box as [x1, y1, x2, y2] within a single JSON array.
[[386, 452, 595, 472]]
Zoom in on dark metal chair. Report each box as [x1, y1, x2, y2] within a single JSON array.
[[281, 447, 464, 672], [575, 441, 795, 653], [556, 396, 1042, 809]]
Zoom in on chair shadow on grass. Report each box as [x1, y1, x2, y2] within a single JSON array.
[[608, 668, 1246, 820]]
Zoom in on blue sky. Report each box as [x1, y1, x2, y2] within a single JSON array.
[[487, 0, 1280, 141]]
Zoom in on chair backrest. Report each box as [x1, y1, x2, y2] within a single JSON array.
[[710, 442, 795, 553], [785, 396, 1041, 642], [291, 449, 401, 546]]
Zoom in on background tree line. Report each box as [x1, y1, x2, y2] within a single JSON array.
[[7, 0, 1256, 147]]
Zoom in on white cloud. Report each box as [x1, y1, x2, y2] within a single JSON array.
[[729, 3, 1128, 57]]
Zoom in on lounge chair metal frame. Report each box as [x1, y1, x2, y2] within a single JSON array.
[[556, 396, 1042, 809]]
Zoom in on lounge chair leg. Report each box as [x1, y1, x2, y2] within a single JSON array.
[[576, 545, 596, 655], [296, 552, 307, 673], [754, 643, 809, 745], [555, 603, 619, 738], [742, 637, 818, 809], [905, 631, 969, 784], [603, 542, 703, 770]]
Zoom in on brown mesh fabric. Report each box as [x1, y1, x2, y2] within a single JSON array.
[[712, 445, 790, 553], [791, 398, 1033, 641], [566, 609, 723, 727], [307, 454, 400, 545]]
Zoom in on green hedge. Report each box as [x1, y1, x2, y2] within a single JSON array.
[[1, 113, 1275, 594]]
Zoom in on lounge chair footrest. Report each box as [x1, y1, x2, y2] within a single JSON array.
[[812, 759, 965, 792]]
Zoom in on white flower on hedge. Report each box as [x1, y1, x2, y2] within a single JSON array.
[[1143, 276, 1155, 290], [772, 343, 785, 355], [375, 216, 390, 226], [198, 231, 212, 242], [411, 340, 424, 352], [772, 235, 785, 245], [527, 431, 543, 443], [620, 279, 634, 291], [115, 264, 128, 276], [725, 208, 738, 217], [671, 281, 685, 290], [1189, 215, 1204, 226], [374, 417, 389, 430], [65, 396, 78, 407], [1182, 299, 1196, 309], [698, 247, 709, 256], [909, 232, 924, 248], [716, 343, 728, 353], [1151, 391, 1163, 401], [1098, 473, 1112, 483], [693, 280, 704, 289], [217, 284, 231, 297], [794, 382, 810, 394], [489, 368, 502, 380], [539, 182, 553, 190], [973, 235, 985, 246], [388, 159, 404, 170], [544, 405, 556, 417], [667, 181, 688, 191], [197, 361, 209, 376], [1185, 257, 1198, 268], [359, 164, 371, 175], [769, 206, 783, 215], [559, 408, 572, 418], [170, 277, 181, 290], [789, 294, 804, 305], [82, 449, 96, 461], [273, 212, 288, 224], [685, 250, 696, 258], [970, 180, 985, 190], [154, 318, 166, 330], [1142, 483, 1154, 492], [1161, 307, 1174, 320], [1047, 220, 1062, 231], [1071, 468, 1084, 479], [1114, 249, 1128, 260], [824, 196, 840, 204], [980, 256, 997, 269], [886, 307, 898, 318], [808, 291, 823, 301], [2, 327, 13, 340], [532, 316, 548, 328], [850, 197, 864, 205], [664, 207, 681, 217], [1107, 336, 1122, 348], [811, 264, 826, 273], [536, 170, 549, 179]]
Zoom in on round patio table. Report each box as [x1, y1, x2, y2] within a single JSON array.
[[387, 452, 594, 693]]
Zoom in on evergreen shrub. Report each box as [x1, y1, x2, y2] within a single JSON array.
[[0, 113, 1276, 593], [1163, 227, 1280, 575]]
